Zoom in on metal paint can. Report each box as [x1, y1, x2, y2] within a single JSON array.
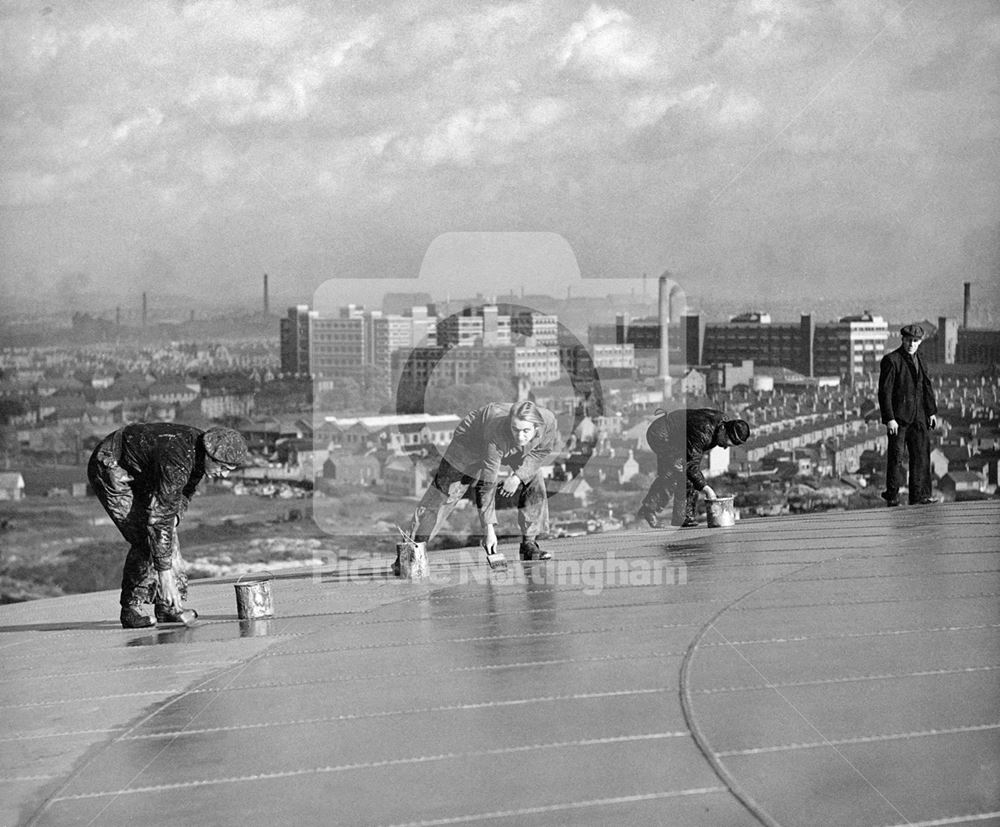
[[396, 541, 429, 579], [234, 572, 274, 619], [706, 496, 736, 528]]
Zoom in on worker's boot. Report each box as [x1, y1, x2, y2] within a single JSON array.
[[636, 505, 659, 528], [120, 605, 155, 629], [519, 539, 551, 561]]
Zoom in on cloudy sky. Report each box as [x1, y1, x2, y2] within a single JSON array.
[[2, 0, 998, 321]]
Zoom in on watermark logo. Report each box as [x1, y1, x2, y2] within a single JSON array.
[[311, 550, 687, 596], [307, 232, 679, 543]]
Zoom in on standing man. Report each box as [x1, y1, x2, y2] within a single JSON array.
[[636, 408, 750, 528], [405, 401, 560, 562], [877, 324, 939, 507], [88, 423, 249, 628]]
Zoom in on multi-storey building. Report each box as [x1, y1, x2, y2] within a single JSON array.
[[392, 343, 565, 389], [279, 305, 315, 375], [700, 311, 887, 382], [286, 304, 440, 386], [309, 306, 367, 383], [702, 314, 812, 376], [393, 345, 518, 389], [513, 346, 562, 384], [812, 312, 888, 381], [956, 328, 1000, 365], [559, 343, 635, 381], [591, 344, 636, 376], [911, 317, 1000, 366], [436, 305, 512, 348], [496, 305, 559, 345]]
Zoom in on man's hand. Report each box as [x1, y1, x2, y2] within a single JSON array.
[[929, 415, 938, 430], [156, 569, 183, 610], [701, 485, 716, 500], [482, 524, 498, 554], [887, 419, 899, 435], [500, 475, 521, 496]]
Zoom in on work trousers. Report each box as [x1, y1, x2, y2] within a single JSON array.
[[87, 437, 189, 609], [885, 419, 932, 503], [411, 460, 549, 545], [641, 451, 699, 526]]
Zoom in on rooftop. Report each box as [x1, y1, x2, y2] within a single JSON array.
[[2, 501, 998, 826]]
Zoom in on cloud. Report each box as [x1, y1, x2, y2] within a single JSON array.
[[390, 92, 571, 168], [410, 103, 516, 166], [622, 84, 717, 131], [112, 107, 165, 144], [556, 4, 657, 79]]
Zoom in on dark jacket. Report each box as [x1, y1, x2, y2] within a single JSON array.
[[877, 347, 937, 426], [443, 403, 560, 525], [646, 408, 727, 490], [99, 423, 207, 570]]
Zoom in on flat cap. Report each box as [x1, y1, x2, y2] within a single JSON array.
[[900, 324, 924, 340], [723, 418, 751, 445], [202, 427, 249, 466]]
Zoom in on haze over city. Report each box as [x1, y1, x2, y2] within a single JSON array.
[[2, 0, 998, 325]]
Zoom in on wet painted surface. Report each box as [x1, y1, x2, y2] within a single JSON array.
[[1, 502, 997, 826]]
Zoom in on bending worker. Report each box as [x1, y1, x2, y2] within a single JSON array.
[[88, 423, 249, 628], [636, 408, 751, 528], [404, 400, 560, 563]]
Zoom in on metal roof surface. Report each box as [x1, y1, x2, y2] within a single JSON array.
[[2, 501, 998, 826]]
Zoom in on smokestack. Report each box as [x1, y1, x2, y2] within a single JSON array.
[[142, 292, 147, 326], [657, 272, 687, 398], [658, 275, 671, 396], [963, 282, 970, 328], [115, 306, 120, 327], [263, 273, 270, 315]]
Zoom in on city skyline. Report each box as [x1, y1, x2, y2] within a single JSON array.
[[1, 1, 998, 324], [1, 278, 989, 334]]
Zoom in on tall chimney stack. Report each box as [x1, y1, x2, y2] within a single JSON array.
[[657, 272, 687, 399], [963, 281, 970, 328], [658, 275, 671, 396], [142, 292, 147, 326], [263, 273, 270, 315]]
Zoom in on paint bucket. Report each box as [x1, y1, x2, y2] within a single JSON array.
[[396, 541, 429, 579], [234, 572, 274, 619], [705, 496, 736, 528]]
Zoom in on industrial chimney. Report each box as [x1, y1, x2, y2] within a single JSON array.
[[658, 272, 686, 398], [963, 282, 970, 328], [142, 292, 147, 326], [263, 273, 270, 315]]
